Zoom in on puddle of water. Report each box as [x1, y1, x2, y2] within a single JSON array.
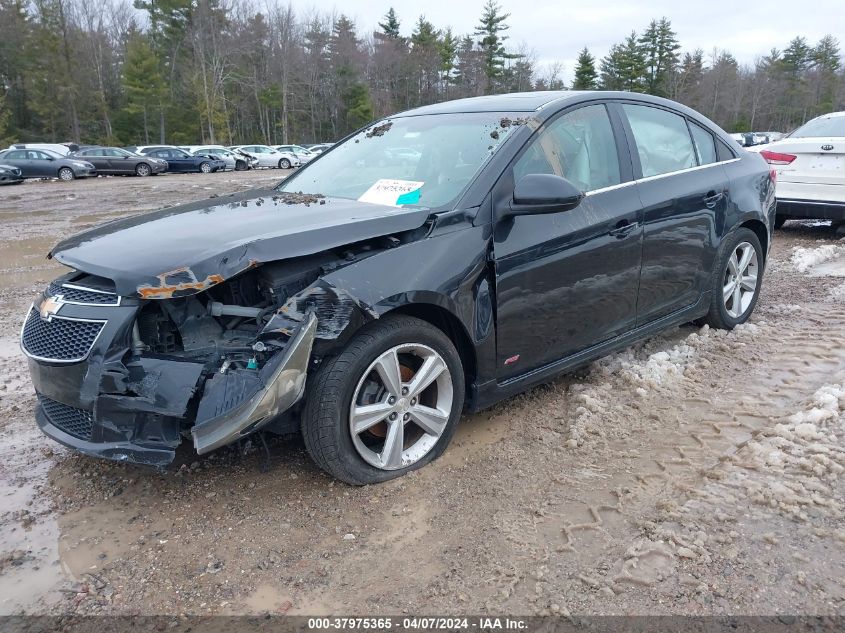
[[0, 236, 63, 289], [242, 583, 294, 614], [0, 421, 65, 614]]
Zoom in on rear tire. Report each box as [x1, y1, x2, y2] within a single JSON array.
[[301, 315, 465, 485], [700, 228, 763, 330], [278, 158, 291, 169], [199, 162, 212, 173], [135, 163, 151, 177], [57, 167, 74, 181], [774, 215, 787, 229]]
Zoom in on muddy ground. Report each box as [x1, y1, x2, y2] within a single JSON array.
[[0, 170, 844, 617]]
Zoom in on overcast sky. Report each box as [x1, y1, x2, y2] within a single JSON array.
[[300, 0, 844, 82]]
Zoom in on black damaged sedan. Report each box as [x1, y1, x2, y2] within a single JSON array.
[[22, 91, 775, 484]]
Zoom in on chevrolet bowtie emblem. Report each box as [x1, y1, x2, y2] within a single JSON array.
[[39, 295, 65, 321]]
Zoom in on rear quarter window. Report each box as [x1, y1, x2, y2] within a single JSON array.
[[689, 122, 718, 165], [623, 104, 697, 177]]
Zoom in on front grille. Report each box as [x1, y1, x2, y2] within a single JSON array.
[[37, 394, 93, 440], [21, 308, 105, 362], [47, 282, 119, 305]]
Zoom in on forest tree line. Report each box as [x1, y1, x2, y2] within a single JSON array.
[[0, 0, 842, 147]]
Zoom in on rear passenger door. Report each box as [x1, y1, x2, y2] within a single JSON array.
[[618, 103, 730, 325]]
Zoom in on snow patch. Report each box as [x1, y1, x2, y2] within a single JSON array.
[[565, 323, 765, 447], [791, 242, 845, 273], [678, 375, 845, 522]]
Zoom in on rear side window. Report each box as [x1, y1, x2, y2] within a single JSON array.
[[623, 104, 696, 177], [514, 103, 621, 192], [689, 122, 717, 165]]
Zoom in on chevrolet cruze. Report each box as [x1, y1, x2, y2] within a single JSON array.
[[22, 92, 775, 484]]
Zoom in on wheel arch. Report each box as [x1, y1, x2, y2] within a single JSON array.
[[737, 218, 768, 262], [384, 302, 478, 400]]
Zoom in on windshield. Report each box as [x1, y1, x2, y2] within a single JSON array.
[[789, 116, 845, 138], [276, 112, 524, 209], [113, 148, 134, 157], [43, 149, 64, 158]]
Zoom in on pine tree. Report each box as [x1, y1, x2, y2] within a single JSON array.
[[378, 7, 401, 39], [572, 47, 598, 90], [474, 0, 518, 94], [122, 33, 167, 143], [438, 28, 459, 92], [344, 82, 373, 129], [638, 17, 680, 96], [600, 32, 646, 92]]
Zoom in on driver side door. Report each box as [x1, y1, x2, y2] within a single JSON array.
[[492, 102, 644, 379]]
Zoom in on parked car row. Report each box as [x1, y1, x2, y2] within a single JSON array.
[[730, 131, 784, 147], [0, 141, 334, 182]]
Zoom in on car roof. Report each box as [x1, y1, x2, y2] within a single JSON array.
[[396, 91, 592, 116]]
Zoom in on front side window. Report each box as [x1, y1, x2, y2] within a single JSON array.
[[689, 122, 717, 165], [277, 112, 522, 209], [513, 104, 621, 192], [623, 104, 696, 177]]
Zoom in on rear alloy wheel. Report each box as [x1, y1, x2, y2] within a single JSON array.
[[302, 315, 464, 485], [58, 167, 75, 181], [135, 163, 151, 177], [199, 162, 212, 173], [701, 228, 763, 329], [278, 158, 291, 169]]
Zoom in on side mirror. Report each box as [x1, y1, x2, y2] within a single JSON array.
[[506, 174, 584, 217]]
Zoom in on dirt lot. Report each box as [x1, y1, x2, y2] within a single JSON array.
[[0, 170, 844, 617]]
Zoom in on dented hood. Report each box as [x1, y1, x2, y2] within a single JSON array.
[[49, 188, 431, 298]]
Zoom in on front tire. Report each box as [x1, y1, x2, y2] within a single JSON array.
[[278, 158, 291, 169], [199, 162, 212, 173], [701, 228, 763, 330], [58, 167, 75, 181], [135, 163, 151, 177], [302, 315, 465, 485], [235, 160, 246, 171]]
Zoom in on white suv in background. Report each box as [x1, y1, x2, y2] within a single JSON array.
[[274, 145, 316, 164], [752, 112, 845, 226], [229, 145, 300, 169]]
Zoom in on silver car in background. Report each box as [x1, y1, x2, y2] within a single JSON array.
[[229, 144, 300, 169]]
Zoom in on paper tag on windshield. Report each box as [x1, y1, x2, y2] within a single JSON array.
[[358, 179, 424, 207]]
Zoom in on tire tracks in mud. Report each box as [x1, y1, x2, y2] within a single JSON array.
[[488, 306, 845, 609]]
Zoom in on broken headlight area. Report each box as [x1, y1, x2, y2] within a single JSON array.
[[26, 256, 337, 466]]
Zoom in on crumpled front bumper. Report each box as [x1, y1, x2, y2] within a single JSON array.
[[24, 284, 318, 466], [191, 313, 317, 454]]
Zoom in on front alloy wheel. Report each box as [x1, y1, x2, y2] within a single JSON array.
[[279, 158, 291, 169], [350, 344, 453, 471], [302, 315, 464, 485], [199, 162, 212, 173], [135, 163, 151, 177], [58, 167, 74, 181]]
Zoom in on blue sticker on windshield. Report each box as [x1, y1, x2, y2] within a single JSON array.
[[396, 189, 421, 205]]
